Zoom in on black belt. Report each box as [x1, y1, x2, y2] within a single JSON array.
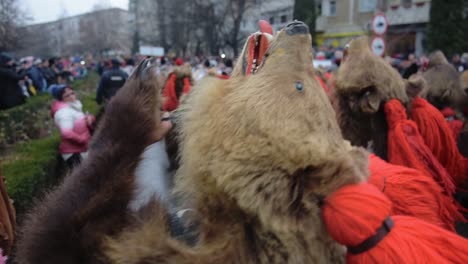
[[347, 216, 394, 255]]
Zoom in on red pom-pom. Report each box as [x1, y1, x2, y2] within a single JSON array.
[[322, 183, 468, 264]]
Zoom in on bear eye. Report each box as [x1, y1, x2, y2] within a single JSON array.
[[295, 81, 303, 92]]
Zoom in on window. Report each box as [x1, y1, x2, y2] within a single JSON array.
[[402, 0, 412, 7], [281, 15, 287, 23], [329, 1, 337, 16], [359, 0, 377, 12], [269, 17, 275, 25]]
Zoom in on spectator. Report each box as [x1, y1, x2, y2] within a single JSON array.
[[222, 59, 233, 77], [50, 84, 94, 170], [193, 59, 211, 81], [96, 58, 128, 105], [26, 58, 47, 93], [0, 53, 26, 110], [39, 59, 56, 86], [402, 53, 419, 79], [122, 58, 135, 76], [452, 53, 466, 73]]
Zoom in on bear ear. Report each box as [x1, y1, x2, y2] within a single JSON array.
[[347, 36, 371, 56], [405, 74, 427, 99]]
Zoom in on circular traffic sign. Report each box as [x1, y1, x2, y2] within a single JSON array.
[[372, 13, 388, 35], [371, 36, 386, 57]]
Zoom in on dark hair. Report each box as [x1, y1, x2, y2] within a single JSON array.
[[126, 58, 135, 66], [58, 71, 73, 84], [204, 59, 210, 68], [51, 84, 71, 100], [225, 59, 233, 68]]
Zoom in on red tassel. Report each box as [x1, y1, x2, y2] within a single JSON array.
[[368, 154, 464, 231], [441, 107, 463, 142], [446, 119, 463, 141], [322, 183, 468, 264], [385, 99, 456, 194], [410, 97, 466, 187], [316, 76, 329, 94], [162, 74, 191, 112]]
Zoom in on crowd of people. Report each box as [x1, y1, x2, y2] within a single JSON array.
[[0, 54, 88, 110], [313, 44, 468, 79]]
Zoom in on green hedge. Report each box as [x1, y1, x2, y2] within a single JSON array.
[[0, 73, 100, 215], [2, 134, 61, 214]]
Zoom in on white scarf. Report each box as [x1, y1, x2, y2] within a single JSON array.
[[68, 100, 83, 112]]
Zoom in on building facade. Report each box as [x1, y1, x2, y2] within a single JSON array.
[[384, 0, 431, 56], [317, 0, 377, 47], [316, 0, 431, 56], [16, 8, 130, 58]]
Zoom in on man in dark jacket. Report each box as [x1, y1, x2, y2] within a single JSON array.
[[39, 59, 57, 86], [0, 53, 26, 110], [26, 58, 47, 93], [96, 58, 128, 105]]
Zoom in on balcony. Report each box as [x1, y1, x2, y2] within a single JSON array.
[[385, 1, 430, 25]]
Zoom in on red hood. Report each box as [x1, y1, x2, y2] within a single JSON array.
[[50, 100, 68, 118]]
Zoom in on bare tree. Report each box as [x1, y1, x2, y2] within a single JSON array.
[[0, 0, 27, 52], [193, 0, 222, 55], [218, 0, 253, 57], [129, 0, 253, 57]]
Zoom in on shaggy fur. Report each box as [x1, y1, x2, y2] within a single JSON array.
[[104, 24, 369, 263], [332, 36, 409, 156], [16, 60, 166, 264], [462, 71, 468, 93], [421, 51, 467, 118]]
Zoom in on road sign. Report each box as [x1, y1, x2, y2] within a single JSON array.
[[139, 46, 165, 56], [372, 13, 388, 35], [371, 36, 386, 57]]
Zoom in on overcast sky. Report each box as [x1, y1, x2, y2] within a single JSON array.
[[21, 0, 129, 24]]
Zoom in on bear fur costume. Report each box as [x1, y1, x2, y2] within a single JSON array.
[[15, 21, 368, 264], [332, 36, 464, 182], [16, 60, 171, 264], [332, 36, 464, 230], [103, 21, 369, 263], [421, 51, 467, 119]]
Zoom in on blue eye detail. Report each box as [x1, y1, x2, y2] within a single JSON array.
[[296, 81, 303, 92]]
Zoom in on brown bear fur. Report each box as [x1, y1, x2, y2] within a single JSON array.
[[332, 36, 409, 159], [461, 71, 468, 93], [421, 50, 467, 118], [16, 60, 166, 264], [104, 23, 369, 263]]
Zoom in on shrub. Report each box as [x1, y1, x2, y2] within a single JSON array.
[[2, 134, 61, 215]]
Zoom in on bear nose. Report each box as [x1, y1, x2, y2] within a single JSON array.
[[285, 20, 309, 35]]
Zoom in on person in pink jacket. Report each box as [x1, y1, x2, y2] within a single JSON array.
[[50, 84, 95, 170]]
